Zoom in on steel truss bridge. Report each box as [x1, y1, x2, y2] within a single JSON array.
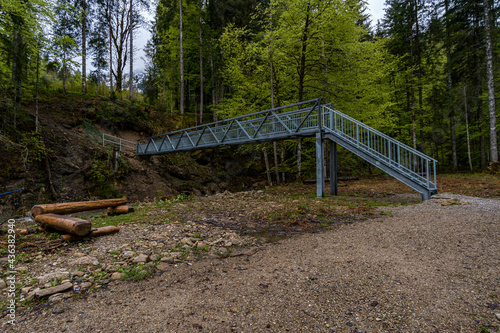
[[136, 99, 438, 200]]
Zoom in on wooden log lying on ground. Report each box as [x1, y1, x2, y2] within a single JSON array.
[[35, 214, 92, 236], [303, 177, 359, 184], [107, 205, 134, 216], [31, 198, 127, 217], [14, 228, 38, 235], [60, 226, 120, 242]]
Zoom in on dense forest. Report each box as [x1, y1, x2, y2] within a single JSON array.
[[0, 0, 499, 177]]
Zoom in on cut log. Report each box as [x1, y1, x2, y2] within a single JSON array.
[[31, 198, 127, 217], [107, 205, 134, 215], [61, 226, 120, 242], [90, 226, 120, 237], [35, 214, 92, 236], [14, 228, 38, 235], [303, 177, 359, 184]]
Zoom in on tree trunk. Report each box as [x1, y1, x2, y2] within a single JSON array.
[[82, 0, 87, 93], [36, 47, 40, 133], [298, 3, 310, 103], [62, 49, 67, 93], [12, 15, 23, 117], [464, 85, 473, 171], [281, 141, 285, 183], [129, 0, 134, 100], [445, 0, 457, 169], [273, 141, 279, 184], [484, 0, 498, 163], [108, 0, 114, 92], [199, 0, 204, 123], [211, 47, 216, 120], [179, 0, 184, 114], [297, 138, 302, 180], [263, 147, 272, 186]]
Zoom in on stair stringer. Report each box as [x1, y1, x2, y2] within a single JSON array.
[[323, 133, 436, 200]]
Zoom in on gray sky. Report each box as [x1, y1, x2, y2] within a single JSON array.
[[132, 0, 387, 72]]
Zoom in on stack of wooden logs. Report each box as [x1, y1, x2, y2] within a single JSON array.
[[31, 198, 134, 242]]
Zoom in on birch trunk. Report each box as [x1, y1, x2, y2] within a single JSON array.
[[484, 0, 498, 163]]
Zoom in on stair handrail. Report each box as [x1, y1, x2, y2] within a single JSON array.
[[321, 105, 437, 163]]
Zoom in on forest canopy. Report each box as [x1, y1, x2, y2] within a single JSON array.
[[0, 0, 499, 173]]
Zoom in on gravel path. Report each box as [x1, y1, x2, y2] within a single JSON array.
[[7, 195, 500, 332]]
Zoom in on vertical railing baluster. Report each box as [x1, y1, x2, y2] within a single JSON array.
[[356, 123, 359, 146]]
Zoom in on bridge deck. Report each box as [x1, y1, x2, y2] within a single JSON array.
[[137, 99, 437, 200]]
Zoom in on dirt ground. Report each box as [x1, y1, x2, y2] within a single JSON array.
[[4, 188, 499, 332]]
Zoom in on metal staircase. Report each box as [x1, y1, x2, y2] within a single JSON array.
[[137, 99, 437, 200]]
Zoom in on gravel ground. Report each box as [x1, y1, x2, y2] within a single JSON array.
[[5, 194, 500, 332]]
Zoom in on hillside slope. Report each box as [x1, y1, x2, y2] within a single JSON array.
[[0, 94, 263, 219]]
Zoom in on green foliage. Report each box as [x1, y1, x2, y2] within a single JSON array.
[[19, 131, 51, 164], [87, 149, 132, 196], [117, 264, 152, 281]]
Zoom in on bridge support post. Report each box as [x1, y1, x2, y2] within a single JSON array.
[[329, 140, 337, 196], [316, 133, 325, 198]]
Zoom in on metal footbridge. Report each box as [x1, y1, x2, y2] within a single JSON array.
[[136, 99, 437, 200]]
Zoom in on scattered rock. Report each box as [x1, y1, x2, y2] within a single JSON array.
[[80, 282, 92, 289], [217, 247, 228, 256], [39, 272, 70, 285], [133, 254, 150, 263], [370, 301, 379, 307], [48, 293, 67, 303], [73, 271, 85, 277], [155, 263, 170, 271], [68, 256, 98, 267], [34, 282, 73, 298], [496, 313, 500, 321], [0, 280, 6, 290], [122, 251, 134, 258], [440, 198, 460, 206], [111, 272, 126, 280], [161, 256, 175, 264]]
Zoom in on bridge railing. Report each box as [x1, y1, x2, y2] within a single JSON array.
[[137, 99, 321, 155], [321, 105, 437, 190], [102, 133, 137, 151]]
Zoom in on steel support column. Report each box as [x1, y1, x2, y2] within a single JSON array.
[[316, 132, 325, 198], [329, 140, 337, 196]]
